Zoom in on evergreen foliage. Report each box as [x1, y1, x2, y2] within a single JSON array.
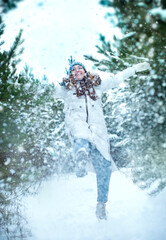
[[0, 0, 23, 13], [0, 22, 72, 239], [85, 0, 166, 195]]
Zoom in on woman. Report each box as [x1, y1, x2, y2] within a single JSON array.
[[55, 60, 150, 220]]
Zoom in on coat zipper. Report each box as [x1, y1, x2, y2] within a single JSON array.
[[85, 95, 94, 136], [85, 95, 89, 124]]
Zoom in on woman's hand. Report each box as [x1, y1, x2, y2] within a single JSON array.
[[133, 62, 151, 73]]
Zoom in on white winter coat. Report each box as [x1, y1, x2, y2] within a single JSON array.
[[55, 67, 135, 165]]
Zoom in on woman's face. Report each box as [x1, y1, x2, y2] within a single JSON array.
[[71, 64, 85, 80]]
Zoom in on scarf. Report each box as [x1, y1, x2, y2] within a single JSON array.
[[62, 72, 101, 101]]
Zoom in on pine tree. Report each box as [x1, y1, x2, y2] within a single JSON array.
[[0, 20, 71, 239], [0, 0, 23, 13]]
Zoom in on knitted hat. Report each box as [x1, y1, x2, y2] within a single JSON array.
[[68, 61, 86, 75]]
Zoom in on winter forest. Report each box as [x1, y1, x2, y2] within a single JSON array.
[[0, 0, 166, 239]]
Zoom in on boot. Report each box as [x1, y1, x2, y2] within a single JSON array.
[[96, 202, 107, 220]]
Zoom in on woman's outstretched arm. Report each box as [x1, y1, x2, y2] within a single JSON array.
[[101, 62, 150, 92]]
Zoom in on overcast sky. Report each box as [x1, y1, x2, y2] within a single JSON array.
[[2, 0, 120, 83]]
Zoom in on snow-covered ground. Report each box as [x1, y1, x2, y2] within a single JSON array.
[[24, 171, 166, 240]]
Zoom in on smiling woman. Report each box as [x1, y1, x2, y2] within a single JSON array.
[[54, 59, 150, 220], [71, 65, 85, 80]]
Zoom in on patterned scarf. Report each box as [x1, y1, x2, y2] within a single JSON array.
[[62, 72, 101, 101]]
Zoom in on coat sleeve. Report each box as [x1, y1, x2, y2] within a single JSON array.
[[101, 66, 135, 92]]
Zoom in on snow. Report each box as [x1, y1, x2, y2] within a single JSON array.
[[2, 0, 120, 83], [24, 171, 166, 240], [1, 1, 166, 239], [149, 8, 166, 22]]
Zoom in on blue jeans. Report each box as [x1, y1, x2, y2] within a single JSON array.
[[74, 138, 112, 203]]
